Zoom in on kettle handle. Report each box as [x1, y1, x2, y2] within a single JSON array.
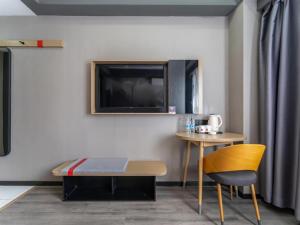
[[217, 115, 223, 128]]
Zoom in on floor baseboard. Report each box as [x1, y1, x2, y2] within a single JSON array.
[[0, 181, 262, 200], [238, 191, 262, 199], [156, 181, 215, 186], [0, 181, 63, 186], [0, 181, 215, 187]]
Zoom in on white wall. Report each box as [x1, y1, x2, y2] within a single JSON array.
[[0, 0, 35, 16], [0, 16, 228, 181]]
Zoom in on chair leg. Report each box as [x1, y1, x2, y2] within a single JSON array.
[[235, 186, 238, 198], [250, 184, 261, 225], [217, 184, 225, 225], [229, 185, 233, 200]]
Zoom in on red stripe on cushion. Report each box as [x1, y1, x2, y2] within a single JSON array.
[[67, 158, 87, 176]]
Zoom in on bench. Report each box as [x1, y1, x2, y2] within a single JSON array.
[[52, 160, 167, 201]]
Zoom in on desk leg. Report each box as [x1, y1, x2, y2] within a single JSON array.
[[182, 141, 191, 188], [198, 142, 204, 215]]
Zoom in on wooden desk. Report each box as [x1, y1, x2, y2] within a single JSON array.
[[176, 132, 245, 214]]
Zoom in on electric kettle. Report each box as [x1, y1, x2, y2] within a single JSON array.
[[207, 114, 223, 134]]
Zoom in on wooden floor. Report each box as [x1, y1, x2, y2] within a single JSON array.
[[0, 186, 296, 225]]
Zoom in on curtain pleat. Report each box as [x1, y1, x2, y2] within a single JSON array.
[[258, 0, 300, 220]]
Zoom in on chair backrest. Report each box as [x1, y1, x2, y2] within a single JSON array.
[[203, 144, 266, 174]]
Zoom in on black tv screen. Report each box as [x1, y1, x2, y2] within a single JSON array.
[[95, 63, 168, 113]]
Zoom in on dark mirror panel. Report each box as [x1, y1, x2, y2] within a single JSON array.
[[0, 48, 11, 156], [168, 60, 202, 114]]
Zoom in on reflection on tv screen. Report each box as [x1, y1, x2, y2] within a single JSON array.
[[96, 64, 166, 111]]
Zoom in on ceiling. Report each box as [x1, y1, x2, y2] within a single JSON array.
[[19, 0, 242, 16], [0, 0, 34, 16]]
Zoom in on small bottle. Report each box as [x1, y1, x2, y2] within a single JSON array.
[[177, 116, 186, 132], [185, 116, 191, 133], [190, 117, 195, 133]]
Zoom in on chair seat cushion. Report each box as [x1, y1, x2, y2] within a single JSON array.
[[207, 170, 257, 186]]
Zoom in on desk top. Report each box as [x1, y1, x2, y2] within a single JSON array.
[[176, 132, 245, 143], [52, 160, 167, 177]]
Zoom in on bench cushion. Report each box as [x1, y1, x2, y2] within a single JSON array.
[[61, 158, 128, 176], [52, 160, 167, 177]]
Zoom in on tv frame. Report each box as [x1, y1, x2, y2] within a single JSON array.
[[0, 48, 11, 156], [91, 61, 169, 114]]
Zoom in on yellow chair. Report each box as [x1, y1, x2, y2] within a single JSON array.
[[203, 144, 266, 225]]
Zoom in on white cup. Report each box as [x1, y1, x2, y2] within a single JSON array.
[[198, 125, 212, 133]]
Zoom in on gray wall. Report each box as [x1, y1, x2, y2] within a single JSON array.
[[227, 0, 260, 194], [243, 0, 259, 144], [227, 0, 259, 139], [257, 0, 270, 10], [228, 2, 244, 133], [0, 16, 228, 181], [0, 53, 3, 152]]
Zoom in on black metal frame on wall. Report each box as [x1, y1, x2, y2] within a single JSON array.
[[0, 48, 11, 156]]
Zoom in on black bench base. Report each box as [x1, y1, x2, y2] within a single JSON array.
[[63, 176, 156, 201]]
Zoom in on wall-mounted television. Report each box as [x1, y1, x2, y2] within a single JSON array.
[[91, 60, 203, 114], [92, 62, 168, 113]]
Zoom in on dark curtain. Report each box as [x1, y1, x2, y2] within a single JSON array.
[[258, 0, 300, 220]]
